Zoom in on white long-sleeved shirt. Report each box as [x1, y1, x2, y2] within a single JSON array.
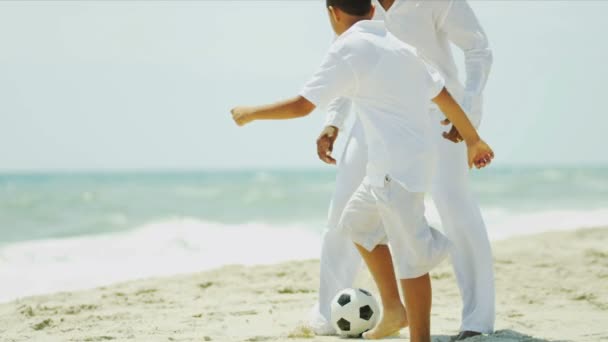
[[325, 0, 493, 129]]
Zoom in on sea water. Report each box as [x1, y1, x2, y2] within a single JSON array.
[[1, 167, 607, 302]]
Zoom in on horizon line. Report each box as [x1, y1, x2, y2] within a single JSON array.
[[1, 163, 608, 175]]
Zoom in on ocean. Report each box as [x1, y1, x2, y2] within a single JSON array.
[[1, 166, 607, 303]]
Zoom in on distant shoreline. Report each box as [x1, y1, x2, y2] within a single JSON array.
[[1, 163, 608, 176]]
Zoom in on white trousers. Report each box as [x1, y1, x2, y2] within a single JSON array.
[[316, 111, 495, 333]]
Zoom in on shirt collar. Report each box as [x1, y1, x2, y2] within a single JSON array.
[[346, 20, 387, 36], [374, 0, 405, 15]]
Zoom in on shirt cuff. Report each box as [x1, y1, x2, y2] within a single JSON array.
[[324, 111, 345, 130], [323, 97, 351, 130]]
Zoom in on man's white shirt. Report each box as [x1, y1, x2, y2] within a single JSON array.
[[300, 20, 445, 192], [325, 0, 493, 129]]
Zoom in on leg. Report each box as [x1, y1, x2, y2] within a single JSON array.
[[315, 228, 362, 332], [354, 244, 408, 340], [430, 110, 495, 333], [376, 181, 449, 342], [312, 121, 368, 333], [401, 275, 432, 342]]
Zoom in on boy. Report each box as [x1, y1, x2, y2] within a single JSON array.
[[230, 0, 494, 341]]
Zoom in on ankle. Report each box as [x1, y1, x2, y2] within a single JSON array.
[[381, 301, 405, 312], [408, 327, 430, 342]]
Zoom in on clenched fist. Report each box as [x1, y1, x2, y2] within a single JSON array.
[[467, 139, 494, 169], [231, 107, 254, 126]]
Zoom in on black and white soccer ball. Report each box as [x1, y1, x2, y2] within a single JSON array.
[[330, 288, 379, 337]]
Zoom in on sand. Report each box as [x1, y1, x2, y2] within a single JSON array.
[[0, 227, 607, 342]]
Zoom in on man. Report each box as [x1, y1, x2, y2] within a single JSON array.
[[312, 0, 495, 339]]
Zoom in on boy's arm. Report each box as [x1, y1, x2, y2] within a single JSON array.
[[231, 96, 315, 126], [231, 40, 357, 148], [432, 88, 494, 169]]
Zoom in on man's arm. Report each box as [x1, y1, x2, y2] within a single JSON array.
[[437, 0, 493, 127], [322, 35, 353, 131], [316, 97, 352, 165], [231, 96, 315, 126], [325, 97, 352, 131], [432, 88, 494, 169]]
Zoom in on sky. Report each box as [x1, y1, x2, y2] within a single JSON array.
[[0, 0, 606, 171]]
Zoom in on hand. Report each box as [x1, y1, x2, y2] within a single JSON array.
[[231, 106, 254, 126], [466, 139, 494, 169], [441, 118, 463, 143], [316, 125, 339, 165]]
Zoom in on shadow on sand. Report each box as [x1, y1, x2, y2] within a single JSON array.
[[430, 329, 568, 342]]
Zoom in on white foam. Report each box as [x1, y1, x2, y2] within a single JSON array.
[[484, 208, 608, 240], [2, 207, 608, 303], [423, 202, 608, 240], [0, 219, 321, 303]]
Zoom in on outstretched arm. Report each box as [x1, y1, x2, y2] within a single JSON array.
[[231, 96, 315, 126], [231, 39, 357, 166], [432, 88, 494, 169], [437, 0, 493, 127]]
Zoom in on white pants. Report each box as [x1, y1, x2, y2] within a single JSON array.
[[340, 177, 450, 279], [316, 111, 495, 333]]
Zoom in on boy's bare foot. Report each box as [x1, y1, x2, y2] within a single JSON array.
[[362, 304, 408, 339]]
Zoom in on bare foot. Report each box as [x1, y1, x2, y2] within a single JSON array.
[[362, 304, 408, 339]]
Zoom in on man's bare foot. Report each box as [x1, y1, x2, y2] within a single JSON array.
[[452, 331, 482, 341], [362, 304, 408, 339]]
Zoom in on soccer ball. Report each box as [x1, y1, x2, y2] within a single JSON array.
[[330, 288, 379, 337]]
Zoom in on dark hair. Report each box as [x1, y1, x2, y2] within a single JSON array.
[[326, 0, 372, 16]]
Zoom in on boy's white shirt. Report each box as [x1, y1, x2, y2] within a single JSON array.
[[300, 20, 445, 192], [325, 0, 493, 129]]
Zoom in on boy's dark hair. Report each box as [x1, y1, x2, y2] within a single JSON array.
[[326, 0, 372, 16]]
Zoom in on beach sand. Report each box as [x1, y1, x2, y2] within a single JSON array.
[[1, 227, 607, 342]]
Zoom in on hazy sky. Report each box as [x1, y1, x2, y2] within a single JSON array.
[[0, 1, 606, 171]]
